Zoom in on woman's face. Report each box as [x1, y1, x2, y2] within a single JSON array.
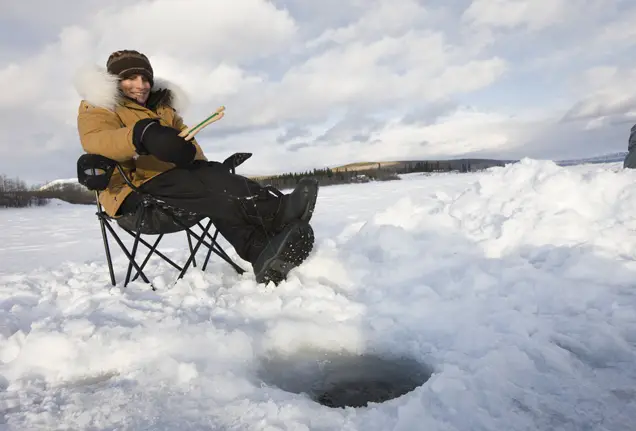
[[120, 74, 151, 104]]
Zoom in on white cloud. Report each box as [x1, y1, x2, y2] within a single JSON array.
[[563, 65, 636, 125], [462, 0, 569, 31], [377, 110, 515, 156], [89, 0, 298, 62], [307, 0, 429, 47], [222, 30, 507, 128], [150, 57, 266, 105], [595, 5, 636, 48]]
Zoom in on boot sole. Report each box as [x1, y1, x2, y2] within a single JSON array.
[[254, 221, 315, 285], [298, 179, 319, 224]]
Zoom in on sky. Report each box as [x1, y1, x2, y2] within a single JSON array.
[[1, 0, 636, 184]]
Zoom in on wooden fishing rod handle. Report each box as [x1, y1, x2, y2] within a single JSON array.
[[179, 106, 226, 141]]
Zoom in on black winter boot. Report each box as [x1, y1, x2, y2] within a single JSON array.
[[253, 220, 315, 285], [238, 178, 319, 235], [272, 178, 319, 231]]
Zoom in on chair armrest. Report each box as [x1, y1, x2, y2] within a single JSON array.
[[222, 152, 252, 172], [76, 153, 141, 192], [77, 154, 117, 191]]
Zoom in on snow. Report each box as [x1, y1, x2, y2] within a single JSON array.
[[37, 178, 79, 191], [1, 159, 636, 430]]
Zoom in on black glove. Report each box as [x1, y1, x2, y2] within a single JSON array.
[[132, 118, 196, 167]]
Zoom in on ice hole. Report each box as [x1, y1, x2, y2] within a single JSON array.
[[257, 348, 433, 408]]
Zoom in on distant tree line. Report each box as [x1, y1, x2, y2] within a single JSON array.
[[255, 160, 481, 190], [37, 182, 95, 205], [0, 173, 95, 209], [399, 161, 473, 173], [0, 174, 49, 208], [256, 165, 400, 190]]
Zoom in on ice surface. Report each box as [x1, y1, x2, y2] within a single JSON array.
[[1, 159, 636, 430]]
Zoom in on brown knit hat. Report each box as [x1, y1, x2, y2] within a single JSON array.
[[106, 50, 154, 86]]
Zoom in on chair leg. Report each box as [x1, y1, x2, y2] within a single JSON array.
[[178, 218, 214, 280], [120, 229, 184, 273], [106, 205, 246, 287], [198, 223, 245, 275], [216, 243, 245, 274], [150, 206, 246, 276], [124, 206, 145, 287], [130, 234, 164, 283], [101, 218, 151, 285], [98, 214, 117, 286], [94, 193, 117, 287], [187, 231, 197, 268], [201, 229, 218, 271], [117, 217, 214, 284], [182, 218, 245, 275]]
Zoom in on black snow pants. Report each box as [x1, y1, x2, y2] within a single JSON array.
[[118, 161, 284, 264]]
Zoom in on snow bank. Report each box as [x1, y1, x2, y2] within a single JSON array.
[[446, 159, 636, 257], [1, 160, 636, 430]]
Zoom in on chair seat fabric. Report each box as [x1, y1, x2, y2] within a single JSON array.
[[116, 203, 204, 235]]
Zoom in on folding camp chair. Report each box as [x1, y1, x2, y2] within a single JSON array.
[[76, 152, 253, 290]]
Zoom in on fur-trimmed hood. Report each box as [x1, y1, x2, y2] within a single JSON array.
[[73, 64, 189, 112]]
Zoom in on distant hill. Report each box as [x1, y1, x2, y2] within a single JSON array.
[[327, 152, 629, 173], [554, 152, 627, 166], [331, 161, 402, 172], [329, 158, 514, 173], [38, 178, 79, 191], [36, 178, 93, 205]]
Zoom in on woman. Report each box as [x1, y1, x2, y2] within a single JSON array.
[[74, 50, 318, 285]]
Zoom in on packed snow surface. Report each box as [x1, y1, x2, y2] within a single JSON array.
[[1, 159, 636, 430]]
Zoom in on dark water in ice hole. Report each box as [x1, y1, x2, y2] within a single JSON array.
[[257, 349, 434, 408]]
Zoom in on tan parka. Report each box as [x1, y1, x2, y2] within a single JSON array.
[[75, 66, 207, 217]]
